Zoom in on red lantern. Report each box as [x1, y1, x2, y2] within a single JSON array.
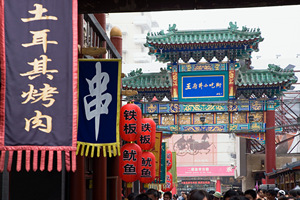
[[139, 152, 156, 183], [120, 103, 142, 142], [119, 143, 142, 182], [166, 150, 172, 171], [162, 172, 173, 192], [137, 118, 156, 150]]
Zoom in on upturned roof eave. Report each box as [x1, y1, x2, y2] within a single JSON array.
[[146, 38, 262, 46]]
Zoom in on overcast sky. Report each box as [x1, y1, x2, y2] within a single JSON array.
[[117, 5, 300, 87], [150, 5, 300, 68]]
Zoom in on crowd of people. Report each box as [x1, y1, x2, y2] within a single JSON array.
[[124, 187, 300, 200]]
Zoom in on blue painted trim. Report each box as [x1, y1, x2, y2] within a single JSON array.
[[178, 71, 229, 102]]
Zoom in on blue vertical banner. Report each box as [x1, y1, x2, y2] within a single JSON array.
[[0, 0, 78, 172], [78, 59, 121, 158]]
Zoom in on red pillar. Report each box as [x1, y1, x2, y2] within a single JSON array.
[[110, 27, 122, 57], [70, 152, 86, 200], [216, 178, 221, 192], [110, 27, 122, 200], [265, 101, 276, 184], [94, 14, 106, 29], [93, 156, 107, 200], [78, 14, 84, 57], [108, 156, 122, 200], [70, 15, 86, 200], [94, 13, 106, 58]]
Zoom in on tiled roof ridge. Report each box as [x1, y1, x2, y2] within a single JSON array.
[[122, 71, 172, 89], [147, 29, 261, 38], [236, 65, 297, 87], [146, 22, 262, 41]]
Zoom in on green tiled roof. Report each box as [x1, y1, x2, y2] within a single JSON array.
[[145, 23, 263, 45], [122, 70, 172, 90], [236, 64, 297, 88], [122, 65, 296, 100], [144, 23, 264, 63]]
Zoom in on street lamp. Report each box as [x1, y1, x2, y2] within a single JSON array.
[[248, 115, 254, 123], [200, 116, 206, 124], [248, 115, 254, 130]]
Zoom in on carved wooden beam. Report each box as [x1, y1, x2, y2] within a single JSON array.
[[122, 90, 138, 96], [81, 47, 107, 57]]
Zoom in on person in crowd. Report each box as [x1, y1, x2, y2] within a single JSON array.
[[135, 193, 152, 200], [163, 191, 172, 200], [172, 194, 178, 200], [146, 188, 160, 200], [288, 190, 297, 198], [257, 189, 266, 200], [179, 192, 188, 200], [277, 196, 290, 200], [229, 196, 249, 200], [207, 191, 215, 200], [296, 190, 300, 198], [235, 190, 244, 196], [178, 192, 185, 200], [277, 190, 285, 198], [245, 189, 257, 200], [188, 189, 210, 200], [127, 193, 137, 200], [266, 190, 277, 200], [274, 188, 280, 196], [213, 192, 222, 200], [158, 191, 163, 200], [223, 189, 239, 200]]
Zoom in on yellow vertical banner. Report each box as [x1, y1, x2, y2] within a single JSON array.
[[151, 132, 162, 182], [169, 152, 177, 184]]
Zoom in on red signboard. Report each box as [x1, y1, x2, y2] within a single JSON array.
[[177, 166, 235, 177], [181, 180, 211, 185]]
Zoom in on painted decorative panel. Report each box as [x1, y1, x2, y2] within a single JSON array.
[[142, 101, 270, 114], [249, 112, 264, 123], [157, 123, 265, 134], [217, 113, 229, 124], [194, 113, 213, 124], [232, 112, 247, 124], [161, 114, 175, 125], [179, 114, 191, 125], [181, 104, 227, 112], [145, 114, 159, 125], [178, 62, 227, 72], [250, 101, 264, 111]]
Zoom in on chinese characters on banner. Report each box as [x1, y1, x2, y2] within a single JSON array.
[[77, 60, 121, 157], [182, 75, 224, 98], [0, 0, 78, 172], [166, 149, 172, 171], [162, 171, 173, 192]]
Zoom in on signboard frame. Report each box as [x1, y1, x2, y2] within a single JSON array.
[[178, 71, 229, 102]]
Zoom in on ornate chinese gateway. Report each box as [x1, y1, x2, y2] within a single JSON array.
[[122, 23, 297, 141]]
